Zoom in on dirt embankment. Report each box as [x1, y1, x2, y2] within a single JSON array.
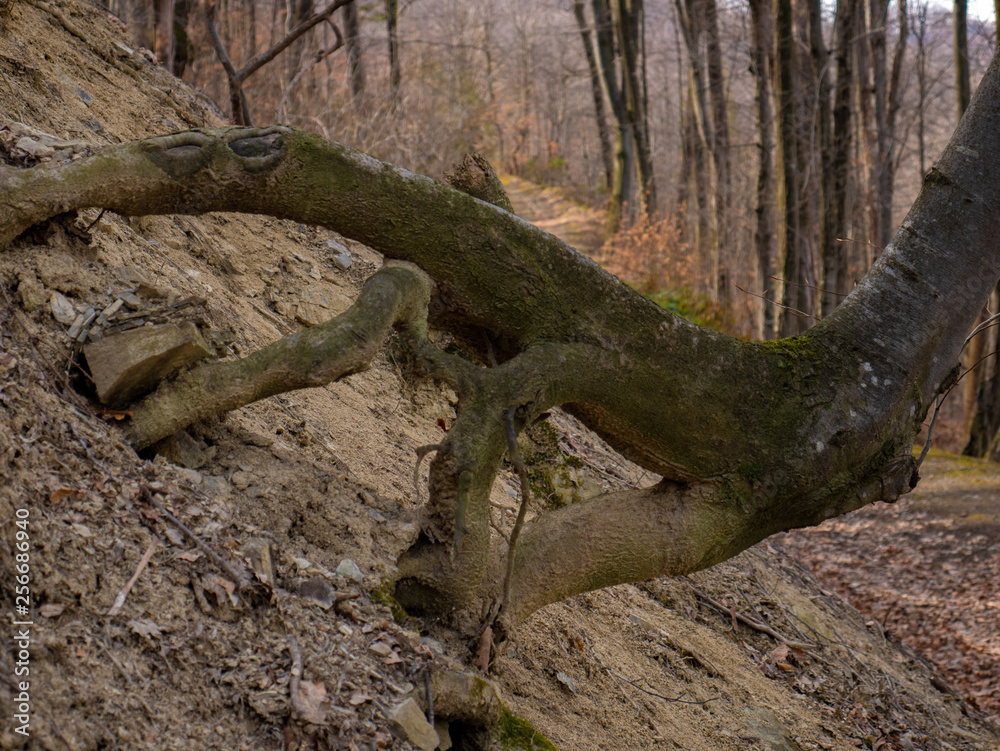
[[0, 2, 998, 750]]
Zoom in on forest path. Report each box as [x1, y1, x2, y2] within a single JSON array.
[[779, 450, 1000, 722], [501, 175, 607, 257]]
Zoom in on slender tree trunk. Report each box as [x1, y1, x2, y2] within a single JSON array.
[[593, 0, 629, 232], [824, 0, 857, 317], [573, 0, 614, 190], [775, 0, 804, 336], [916, 1, 928, 178], [749, 0, 775, 339], [703, 0, 730, 301], [675, 0, 719, 296], [154, 0, 175, 69], [808, 0, 834, 320], [344, 0, 365, 103], [955, 0, 971, 119], [385, 0, 400, 108], [616, 0, 656, 217], [172, 0, 193, 78]]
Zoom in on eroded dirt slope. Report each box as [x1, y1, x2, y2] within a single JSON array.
[[0, 3, 998, 750]]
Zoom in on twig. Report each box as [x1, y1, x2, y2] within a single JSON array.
[[206, 0, 352, 125], [606, 668, 717, 705], [501, 406, 530, 612], [688, 582, 817, 651], [277, 21, 344, 122], [107, 538, 158, 616], [769, 275, 848, 298], [732, 283, 820, 321], [288, 634, 305, 720], [916, 394, 941, 468], [140, 485, 246, 590]]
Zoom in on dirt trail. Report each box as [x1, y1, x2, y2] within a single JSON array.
[[779, 450, 1000, 722], [501, 176, 606, 257]]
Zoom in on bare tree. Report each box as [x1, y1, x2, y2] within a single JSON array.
[[573, 0, 615, 190], [748, 0, 775, 338]]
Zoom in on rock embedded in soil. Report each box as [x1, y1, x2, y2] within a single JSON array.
[[388, 697, 439, 750], [83, 320, 214, 406]]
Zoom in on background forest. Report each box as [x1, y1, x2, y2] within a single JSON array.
[[108, 0, 995, 331]]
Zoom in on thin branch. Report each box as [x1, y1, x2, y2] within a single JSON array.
[[107, 538, 158, 616], [732, 282, 820, 321], [501, 406, 531, 613], [916, 394, 941, 468], [141, 485, 247, 590], [241, 0, 352, 81], [606, 668, 717, 705], [688, 582, 817, 651], [288, 634, 305, 719], [277, 21, 345, 122]]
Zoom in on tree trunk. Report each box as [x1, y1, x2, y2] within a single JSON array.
[[702, 0, 729, 301], [774, 0, 805, 336], [592, 0, 629, 232], [343, 0, 365, 103], [749, 0, 775, 339], [675, 0, 719, 296], [616, 0, 656, 218], [954, 0, 971, 120], [6, 53, 1000, 624], [808, 0, 833, 319], [573, 0, 615, 191], [385, 0, 400, 108], [824, 0, 857, 317]]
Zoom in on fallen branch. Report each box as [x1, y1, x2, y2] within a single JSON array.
[[107, 538, 158, 616], [141, 484, 247, 589], [688, 582, 817, 651]]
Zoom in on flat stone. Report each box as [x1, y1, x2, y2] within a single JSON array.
[[49, 291, 77, 325], [155, 429, 210, 469], [335, 558, 363, 583], [83, 321, 214, 406], [388, 698, 439, 751], [326, 238, 354, 271]]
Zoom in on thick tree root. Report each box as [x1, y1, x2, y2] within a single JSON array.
[[5, 77, 1000, 625], [124, 261, 435, 449]]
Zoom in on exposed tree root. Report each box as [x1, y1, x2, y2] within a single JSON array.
[[4, 76, 1000, 626]]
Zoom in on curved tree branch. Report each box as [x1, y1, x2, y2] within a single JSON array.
[[3, 53, 1000, 623]]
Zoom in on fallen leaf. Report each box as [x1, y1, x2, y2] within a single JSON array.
[[49, 487, 81, 504], [296, 680, 330, 724], [165, 528, 185, 546], [129, 618, 163, 639], [40, 603, 67, 618], [176, 549, 204, 562]]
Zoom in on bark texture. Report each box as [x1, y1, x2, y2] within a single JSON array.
[[4, 54, 1000, 625]]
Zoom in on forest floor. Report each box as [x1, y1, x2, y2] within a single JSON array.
[[780, 450, 1000, 722], [0, 2, 999, 750]]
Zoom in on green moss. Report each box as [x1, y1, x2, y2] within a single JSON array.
[[497, 708, 559, 751], [370, 583, 408, 623], [737, 461, 766, 484]]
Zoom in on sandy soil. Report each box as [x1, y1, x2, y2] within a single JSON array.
[[0, 2, 998, 750]]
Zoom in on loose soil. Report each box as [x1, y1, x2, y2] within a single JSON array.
[[0, 2, 998, 750]]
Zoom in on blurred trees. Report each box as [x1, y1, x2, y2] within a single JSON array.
[[99, 0, 995, 341]]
